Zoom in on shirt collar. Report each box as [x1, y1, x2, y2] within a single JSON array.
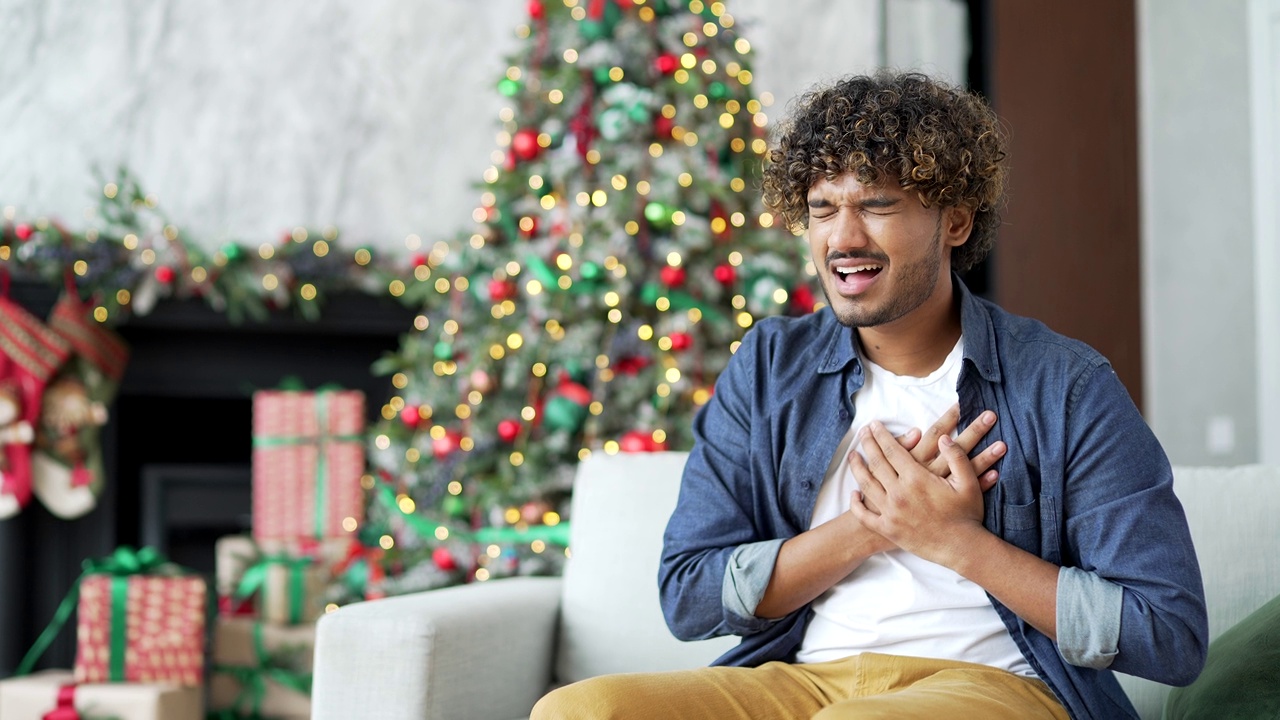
[[814, 274, 1002, 382]]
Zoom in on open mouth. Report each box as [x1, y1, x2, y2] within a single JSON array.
[[831, 263, 883, 295]]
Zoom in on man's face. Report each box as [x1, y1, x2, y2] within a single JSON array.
[[806, 173, 964, 328]]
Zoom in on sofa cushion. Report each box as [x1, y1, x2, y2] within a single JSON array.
[[555, 452, 736, 683], [1163, 591, 1280, 719]]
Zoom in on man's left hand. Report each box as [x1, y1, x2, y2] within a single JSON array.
[[847, 420, 988, 569]]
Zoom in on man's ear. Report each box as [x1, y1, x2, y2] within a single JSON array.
[[941, 205, 975, 248]]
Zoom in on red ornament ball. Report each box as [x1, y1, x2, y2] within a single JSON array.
[[13, 224, 33, 241], [713, 264, 736, 285], [669, 332, 692, 351], [555, 380, 592, 406], [521, 500, 551, 524], [654, 53, 679, 75], [489, 278, 514, 302], [528, 0, 545, 19], [654, 115, 675, 139], [432, 547, 458, 572], [497, 419, 522, 443], [432, 431, 461, 459], [791, 284, 818, 314], [512, 128, 541, 162], [660, 265, 687, 288], [155, 266, 176, 284], [411, 253, 428, 268], [400, 405, 421, 429], [619, 430, 653, 453]]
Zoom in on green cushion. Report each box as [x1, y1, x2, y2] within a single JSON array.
[[1164, 592, 1280, 719]]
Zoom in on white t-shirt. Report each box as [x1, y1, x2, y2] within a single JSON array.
[[794, 337, 1035, 677]]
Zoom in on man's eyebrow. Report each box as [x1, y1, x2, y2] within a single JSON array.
[[807, 195, 901, 209]]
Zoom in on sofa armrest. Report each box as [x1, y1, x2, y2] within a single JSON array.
[[312, 576, 563, 720]]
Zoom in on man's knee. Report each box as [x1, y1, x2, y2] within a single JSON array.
[[530, 675, 633, 720]]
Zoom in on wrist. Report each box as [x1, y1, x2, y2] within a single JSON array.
[[941, 522, 997, 576]]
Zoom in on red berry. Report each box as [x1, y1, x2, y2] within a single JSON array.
[[433, 432, 460, 459], [713, 264, 736, 285], [660, 265, 686, 288], [654, 54, 679, 75], [400, 405, 421, 429], [13, 224, 33, 241], [155, 266, 176, 284], [411, 253, 428, 267], [528, 0, 545, 19], [669, 332, 692, 351]]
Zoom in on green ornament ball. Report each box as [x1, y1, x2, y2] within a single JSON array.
[[580, 261, 603, 282], [708, 81, 729, 100], [592, 65, 614, 85], [627, 103, 651, 124], [498, 78, 522, 97], [644, 201, 673, 228], [544, 396, 588, 433], [580, 20, 608, 42], [639, 283, 661, 305], [443, 495, 468, 518], [434, 342, 454, 361], [222, 243, 244, 263]]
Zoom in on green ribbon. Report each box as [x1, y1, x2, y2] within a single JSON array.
[[16, 546, 172, 678], [524, 254, 596, 296], [212, 622, 312, 719], [252, 390, 360, 539], [374, 483, 571, 547], [235, 554, 312, 625], [640, 282, 727, 322]]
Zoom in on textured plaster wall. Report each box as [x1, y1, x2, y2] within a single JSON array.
[[0, 0, 962, 252]]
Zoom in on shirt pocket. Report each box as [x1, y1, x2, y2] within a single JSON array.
[[1000, 498, 1041, 556]]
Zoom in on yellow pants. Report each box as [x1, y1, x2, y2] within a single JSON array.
[[530, 652, 1069, 720]]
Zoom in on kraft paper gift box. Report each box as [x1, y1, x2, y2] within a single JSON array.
[[208, 617, 314, 720], [215, 534, 348, 625], [251, 389, 365, 541], [0, 670, 201, 720]]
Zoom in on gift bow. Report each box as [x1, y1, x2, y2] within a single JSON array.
[[234, 553, 313, 625], [212, 621, 312, 719], [16, 546, 180, 679]]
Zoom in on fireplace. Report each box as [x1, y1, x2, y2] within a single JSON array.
[[0, 282, 413, 673]]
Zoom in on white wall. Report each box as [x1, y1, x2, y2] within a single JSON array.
[[1251, 0, 1280, 465], [1140, 0, 1260, 464], [0, 0, 962, 252]]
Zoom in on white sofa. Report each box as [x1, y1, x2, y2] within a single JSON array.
[[311, 454, 1280, 720]]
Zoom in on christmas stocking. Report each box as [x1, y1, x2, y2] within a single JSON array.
[[0, 297, 72, 519], [32, 294, 129, 519]]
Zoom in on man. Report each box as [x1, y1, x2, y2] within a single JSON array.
[[532, 72, 1207, 719]]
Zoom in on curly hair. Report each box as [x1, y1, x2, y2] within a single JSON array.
[[761, 72, 1008, 274]]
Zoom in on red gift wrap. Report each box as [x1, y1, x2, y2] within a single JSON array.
[[252, 389, 365, 541], [73, 574, 206, 686]]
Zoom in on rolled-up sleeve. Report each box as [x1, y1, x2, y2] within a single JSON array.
[[723, 539, 787, 631], [1056, 566, 1122, 668]]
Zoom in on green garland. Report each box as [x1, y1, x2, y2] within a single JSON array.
[[1, 168, 444, 324]]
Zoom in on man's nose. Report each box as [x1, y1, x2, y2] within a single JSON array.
[[827, 211, 869, 251]]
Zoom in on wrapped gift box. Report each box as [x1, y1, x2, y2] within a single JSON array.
[[252, 389, 365, 541], [215, 534, 348, 625], [209, 618, 314, 720], [74, 574, 206, 686], [0, 670, 201, 720]]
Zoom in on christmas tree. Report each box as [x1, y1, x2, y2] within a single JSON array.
[[355, 0, 818, 596]]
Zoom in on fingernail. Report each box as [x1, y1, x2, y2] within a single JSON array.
[[992, 441, 1006, 455], [939, 435, 954, 447], [981, 411, 995, 425]]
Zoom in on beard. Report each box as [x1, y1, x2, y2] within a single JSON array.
[[820, 219, 945, 328]]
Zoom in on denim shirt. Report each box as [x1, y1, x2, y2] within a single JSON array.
[[659, 278, 1208, 720]]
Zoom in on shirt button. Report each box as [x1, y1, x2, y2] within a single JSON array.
[[800, 480, 812, 490]]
